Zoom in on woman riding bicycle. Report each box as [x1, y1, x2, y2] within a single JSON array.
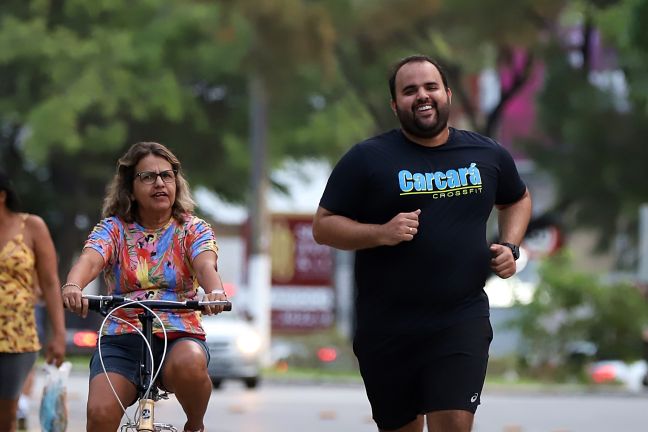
[[62, 142, 227, 432]]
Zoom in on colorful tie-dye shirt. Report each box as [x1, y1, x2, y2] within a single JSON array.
[[85, 215, 218, 336]]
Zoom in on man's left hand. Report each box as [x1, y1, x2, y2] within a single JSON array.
[[489, 243, 516, 279]]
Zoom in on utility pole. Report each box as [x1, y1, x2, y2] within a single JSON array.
[[247, 74, 271, 364], [334, 249, 355, 340], [638, 204, 648, 283]]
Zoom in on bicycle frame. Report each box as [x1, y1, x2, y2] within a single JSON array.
[[135, 306, 166, 432], [85, 295, 231, 432]]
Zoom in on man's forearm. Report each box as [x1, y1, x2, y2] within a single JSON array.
[[497, 189, 532, 244], [313, 214, 384, 250]]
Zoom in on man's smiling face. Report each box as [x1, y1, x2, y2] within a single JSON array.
[[391, 60, 452, 139]]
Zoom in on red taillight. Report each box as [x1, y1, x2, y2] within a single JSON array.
[[317, 347, 337, 363], [73, 331, 97, 348], [591, 364, 617, 383]]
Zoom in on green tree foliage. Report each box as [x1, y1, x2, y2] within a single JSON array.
[[0, 0, 253, 267], [509, 252, 648, 376], [224, 0, 367, 164], [0, 0, 253, 186], [600, 0, 648, 114], [0, 0, 338, 268], [523, 0, 648, 254], [325, 0, 566, 139], [4, 0, 644, 270]]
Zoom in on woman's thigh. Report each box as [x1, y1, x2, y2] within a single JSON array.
[[0, 352, 37, 399]]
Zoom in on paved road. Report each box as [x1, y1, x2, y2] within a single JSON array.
[[477, 390, 647, 432], [25, 371, 648, 431]]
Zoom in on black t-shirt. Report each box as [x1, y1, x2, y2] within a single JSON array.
[[319, 128, 527, 337]]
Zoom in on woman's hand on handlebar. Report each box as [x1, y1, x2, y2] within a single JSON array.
[[202, 290, 227, 316], [61, 284, 89, 318]]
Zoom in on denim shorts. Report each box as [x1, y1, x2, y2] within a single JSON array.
[[89, 333, 210, 392]]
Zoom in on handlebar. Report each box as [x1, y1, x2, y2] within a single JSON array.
[[82, 294, 232, 316]]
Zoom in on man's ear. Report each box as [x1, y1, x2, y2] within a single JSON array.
[[447, 87, 453, 105], [390, 99, 397, 116]]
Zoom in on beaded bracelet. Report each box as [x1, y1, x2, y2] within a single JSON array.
[[209, 289, 227, 297], [61, 282, 82, 291]]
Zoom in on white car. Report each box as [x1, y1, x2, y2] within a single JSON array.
[[588, 359, 648, 393], [202, 311, 263, 389]]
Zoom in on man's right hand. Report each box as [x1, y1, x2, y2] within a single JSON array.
[[382, 209, 421, 245]]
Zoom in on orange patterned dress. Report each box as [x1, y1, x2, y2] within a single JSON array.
[[0, 214, 40, 353]]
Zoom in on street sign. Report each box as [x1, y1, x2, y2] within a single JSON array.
[[270, 214, 334, 331]]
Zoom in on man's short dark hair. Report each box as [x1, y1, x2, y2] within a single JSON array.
[[0, 170, 20, 211], [388, 55, 449, 101]]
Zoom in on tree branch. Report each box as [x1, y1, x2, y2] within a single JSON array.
[[485, 49, 535, 137]]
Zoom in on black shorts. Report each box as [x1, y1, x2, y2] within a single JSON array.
[[353, 317, 492, 430], [0, 352, 37, 399]]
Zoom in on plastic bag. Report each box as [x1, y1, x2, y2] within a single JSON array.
[[39, 361, 71, 432]]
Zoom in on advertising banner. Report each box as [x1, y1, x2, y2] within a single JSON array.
[[270, 214, 334, 331]]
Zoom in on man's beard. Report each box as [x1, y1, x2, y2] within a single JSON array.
[[396, 101, 450, 139]]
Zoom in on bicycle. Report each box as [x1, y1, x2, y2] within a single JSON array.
[[84, 294, 232, 432]]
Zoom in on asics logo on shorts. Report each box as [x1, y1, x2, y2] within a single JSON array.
[[470, 393, 479, 403]]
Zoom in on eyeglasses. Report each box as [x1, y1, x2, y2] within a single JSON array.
[[135, 170, 177, 185]]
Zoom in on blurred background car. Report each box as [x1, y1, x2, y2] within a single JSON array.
[[587, 359, 647, 392], [202, 310, 263, 389]]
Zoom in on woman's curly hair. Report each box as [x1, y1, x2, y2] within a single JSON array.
[[102, 142, 195, 223]]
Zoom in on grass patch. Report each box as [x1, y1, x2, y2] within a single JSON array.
[[37, 354, 91, 372], [263, 365, 362, 383]]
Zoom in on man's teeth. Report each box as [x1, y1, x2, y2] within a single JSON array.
[[417, 105, 432, 111]]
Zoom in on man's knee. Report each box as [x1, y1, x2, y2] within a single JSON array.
[[379, 415, 424, 432], [426, 410, 474, 432]]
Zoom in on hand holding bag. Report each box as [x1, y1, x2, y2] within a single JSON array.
[[39, 361, 71, 432]]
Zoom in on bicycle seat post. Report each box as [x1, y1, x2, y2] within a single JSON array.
[[137, 308, 156, 432]]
